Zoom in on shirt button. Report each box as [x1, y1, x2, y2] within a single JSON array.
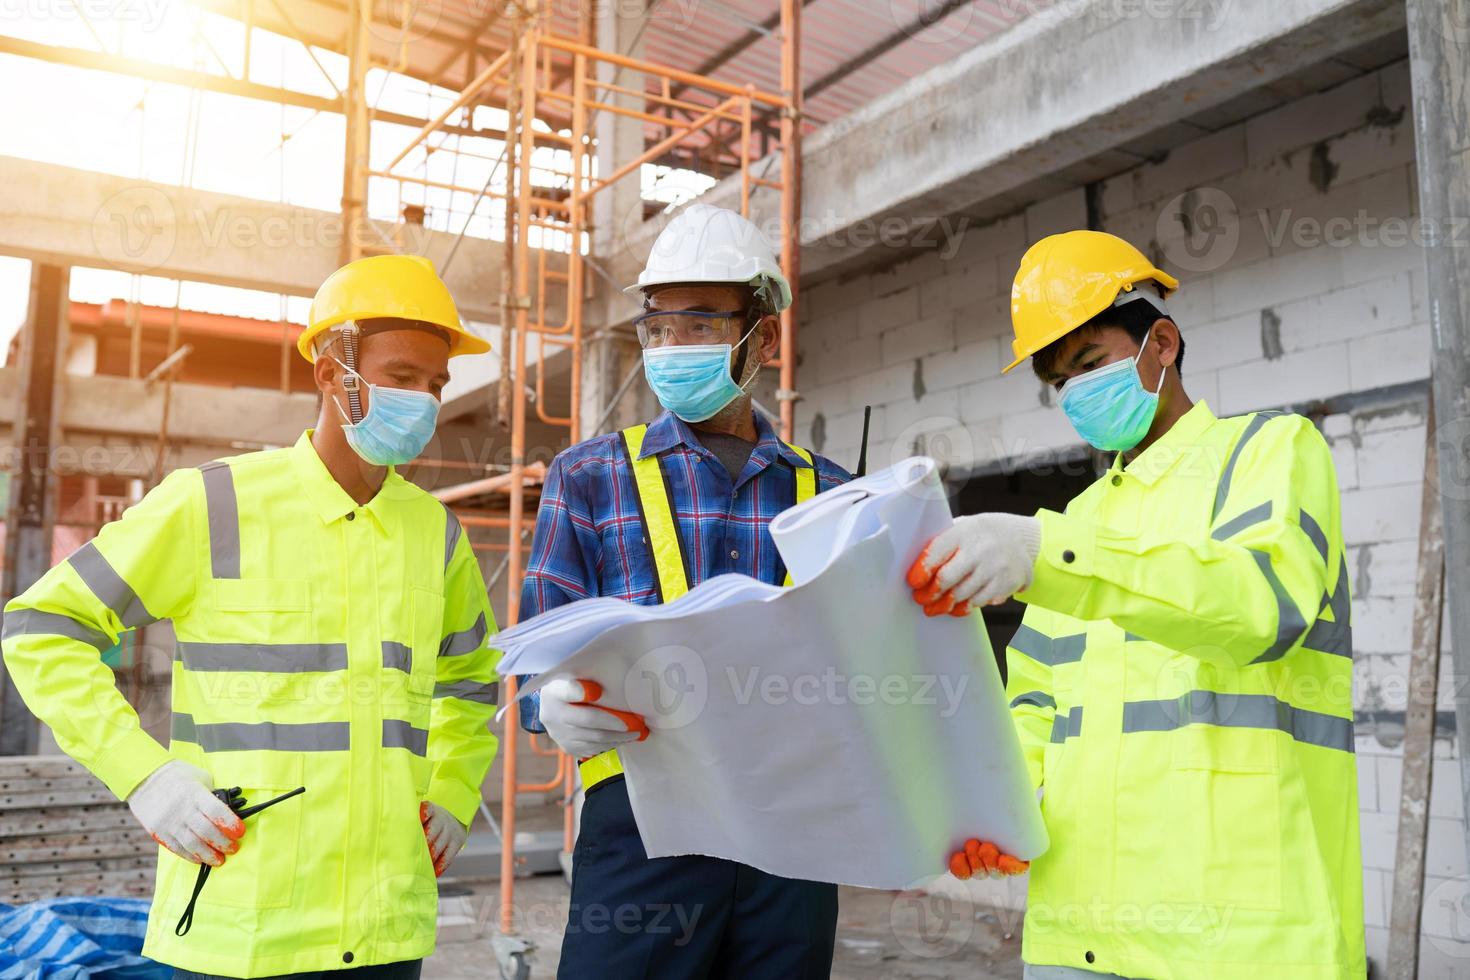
[[1062, 550, 1075, 564], [1110, 475, 1122, 487], [346, 512, 356, 521], [729, 549, 740, 560], [1085, 951, 1096, 964], [342, 952, 354, 964]]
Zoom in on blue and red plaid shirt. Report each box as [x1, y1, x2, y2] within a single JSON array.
[[518, 408, 850, 731]]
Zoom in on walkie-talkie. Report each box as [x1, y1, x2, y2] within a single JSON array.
[[174, 786, 306, 936], [855, 405, 872, 478]]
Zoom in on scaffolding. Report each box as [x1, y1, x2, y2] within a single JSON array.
[[0, 0, 805, 960], [362, 0, 806, 947]]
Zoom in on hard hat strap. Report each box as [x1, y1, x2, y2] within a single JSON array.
[[340, 321, 364, 424], [730, 317, 762, 388], [1113, 284, 1171, 317]]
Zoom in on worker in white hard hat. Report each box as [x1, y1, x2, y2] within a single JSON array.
[[2, 255, 502, 979], [518, 204, 851, 978]]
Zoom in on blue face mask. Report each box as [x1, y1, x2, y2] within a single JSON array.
[[642, 325, 758, 423], [331, 357, 441, 466], [1057, 327, 1163, 452]]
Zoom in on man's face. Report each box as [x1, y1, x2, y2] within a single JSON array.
[[1036, 324, 1154, 392], [354, 327, 452, 401], [639, 283, 780, 365], [316, 323, 452, 413]]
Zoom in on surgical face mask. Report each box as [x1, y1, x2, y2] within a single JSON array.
[[330, 357, 441, 466], [1057, 327, 1163, 452], [642, 322, 759, 423]]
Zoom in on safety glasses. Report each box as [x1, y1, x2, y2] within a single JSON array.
[[634, 309, 753, 348]]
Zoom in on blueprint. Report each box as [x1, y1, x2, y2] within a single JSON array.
[[491, 457, 1048, 889]]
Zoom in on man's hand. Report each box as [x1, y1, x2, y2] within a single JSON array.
[[421, 802, 467, 877], [907, 514, 1042, 616], [949, 839, 1029, 880], [126, 760, 245, 866], [539, 678, 649, 759]]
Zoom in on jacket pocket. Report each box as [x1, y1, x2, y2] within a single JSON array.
[[195, 579, 313, 649], [1165, 727, 1283, 911], [195, 754, 306, 910]]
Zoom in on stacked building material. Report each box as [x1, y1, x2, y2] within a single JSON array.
[[0, 756, 154, 904]]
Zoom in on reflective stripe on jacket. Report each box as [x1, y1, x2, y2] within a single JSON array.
[[0, 430, 501, 977], [577, 422, 817, 791], [1010, 402, 1363, 979]]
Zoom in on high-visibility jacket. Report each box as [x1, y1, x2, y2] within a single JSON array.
[[0, 431, 501, 978], [577, 422, 816, 791], [1008, 402, 1363, 979]]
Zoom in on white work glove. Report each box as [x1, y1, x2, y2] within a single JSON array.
[[420, 802, 468, 877], [539, 678, 648, 760], [906, 513, 1043, 615], [126, 760, 245, 866]]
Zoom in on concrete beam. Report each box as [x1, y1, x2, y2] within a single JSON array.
[[0, 367, 577, 485], [600, 0, 1405, 296], [0, 156, 566, 327], [0, 367, 314, 466]]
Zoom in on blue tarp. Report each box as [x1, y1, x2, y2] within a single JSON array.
[[0, 897, 168, 980]]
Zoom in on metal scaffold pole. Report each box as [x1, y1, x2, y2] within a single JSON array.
[[1406, 0, 1470, 891]]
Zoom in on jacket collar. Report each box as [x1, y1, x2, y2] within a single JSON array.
[[638, 409, 813, 471], [290, 429, 411, 533], [1111, 400, 1219, 487]]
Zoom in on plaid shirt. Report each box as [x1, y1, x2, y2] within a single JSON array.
[[518, 408, 850, 730]]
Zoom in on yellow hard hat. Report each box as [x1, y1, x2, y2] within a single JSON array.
[[298, 254, 491, 362], [1005, 230, 1179, 373]]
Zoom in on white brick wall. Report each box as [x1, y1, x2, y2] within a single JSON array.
[[797, 58, 1469, 970]]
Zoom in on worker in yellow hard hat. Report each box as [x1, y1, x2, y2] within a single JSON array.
[[2, 254, 500, 979], [906, 230, 1364, 979]]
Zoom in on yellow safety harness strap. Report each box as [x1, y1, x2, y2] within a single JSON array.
[[783, 444, 816, 587], [620, 424, 691, 603], [580, 429, 820, 792]]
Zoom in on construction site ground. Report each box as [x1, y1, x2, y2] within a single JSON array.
[[426, 799, 1025, 979]]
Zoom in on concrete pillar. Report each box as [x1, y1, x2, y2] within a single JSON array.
[[339, 0, 372, 265], [1407, 0, 1470, 888], [581, 0, 652, 439], [1, 263, 69, 756]]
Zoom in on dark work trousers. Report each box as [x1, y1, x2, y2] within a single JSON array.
[[173, 961, 421, 980], [558, 775, 838, 979]]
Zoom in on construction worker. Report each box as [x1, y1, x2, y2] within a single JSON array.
[[519, 204, 850, 978], [906, 230, 1364, 979], [0, 255, 501, 979]]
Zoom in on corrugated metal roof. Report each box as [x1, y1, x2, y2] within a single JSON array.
[[197, 0, 1031, 134]]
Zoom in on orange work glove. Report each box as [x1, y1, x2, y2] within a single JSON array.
[[420, 801, 467, 877], [906, 514, 1042, 616], [948, 838, 1029, 880]]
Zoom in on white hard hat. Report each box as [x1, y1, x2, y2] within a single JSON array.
[[625, 203, 792, 312]]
